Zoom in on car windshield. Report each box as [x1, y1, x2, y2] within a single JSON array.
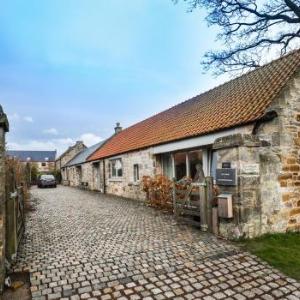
[[41, 175, 55, 180]]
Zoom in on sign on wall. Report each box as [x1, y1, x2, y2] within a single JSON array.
[[216, 168, 237, 186], [222, 162, 231, 169], [241, 163, 259, 174]]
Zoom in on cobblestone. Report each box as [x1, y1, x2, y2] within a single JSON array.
[[13, 186, 299, 299]]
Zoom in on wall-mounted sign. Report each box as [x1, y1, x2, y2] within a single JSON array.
[[216, 168, 237, 186], [241, 163, 259, 174], [222, 162, 231, 169]]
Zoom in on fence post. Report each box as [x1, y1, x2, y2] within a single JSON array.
[[5, 173, 18, 260], [199, 182, 208, 231], [205, 176, 214, 233], [172, 179, 177, 216], [0, 105, 9, 294]]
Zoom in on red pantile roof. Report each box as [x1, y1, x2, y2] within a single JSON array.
[[88, 50, 300, 161]]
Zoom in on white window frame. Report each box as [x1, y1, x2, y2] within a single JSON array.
[[109, 158, 123, 179], [161, 147, 211, 180], [133, 164, 140, 182]]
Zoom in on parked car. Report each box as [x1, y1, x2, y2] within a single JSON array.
[[37, 174, 57, 188]]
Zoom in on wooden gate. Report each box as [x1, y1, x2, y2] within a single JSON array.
[[173, 176, 214, 232], [5, 163, 26, 261]]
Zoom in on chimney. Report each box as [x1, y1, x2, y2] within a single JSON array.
[[114, 122, 122, 134]]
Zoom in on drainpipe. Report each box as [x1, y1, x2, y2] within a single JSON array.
[[103, 160, 106, 194]]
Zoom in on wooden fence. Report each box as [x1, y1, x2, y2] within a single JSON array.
[[5, 160, 26, 261]]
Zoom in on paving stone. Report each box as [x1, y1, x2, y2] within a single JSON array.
[[48, 293, 61, 300], [11, 186, 299, 299]]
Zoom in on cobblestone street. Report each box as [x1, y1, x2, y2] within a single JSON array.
[[13, 186, 300, 300]]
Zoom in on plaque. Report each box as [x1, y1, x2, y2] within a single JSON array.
[[241, 163, 259, 174], [216, 168, 237, 186], [222, 162, 231, 169]]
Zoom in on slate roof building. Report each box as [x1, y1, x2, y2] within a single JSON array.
[[7, 150, 57, 173], [55, 141, 86, 180], [61, 141, 106, 190], [85, 50, 300, 239]]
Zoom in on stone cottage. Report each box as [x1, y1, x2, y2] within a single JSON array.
[[6, 150, 57, 173], [86, 50, 300, 238], [55, 141, 86, 183], [62, 141, 105, 190]]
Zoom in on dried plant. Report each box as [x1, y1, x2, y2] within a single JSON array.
[[5, 157, 30, 201], [142, 175, 173, 210]]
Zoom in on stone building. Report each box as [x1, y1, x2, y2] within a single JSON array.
[[55, 141, 86, 183], [61, 141, 105, 189], [86, 50, 300, 239], [6, 150, 56, 173]]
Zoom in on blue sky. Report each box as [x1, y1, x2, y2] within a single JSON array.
[[0, 0, 227, 154]]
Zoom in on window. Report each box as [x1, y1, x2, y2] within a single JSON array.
[[161, 149, 207, 181], [210, 151, 218, 180], [162, 153, 173, 179], [41, 162, 46, 167], [133, 164, 139, 182], [109, 158, 123, 178], [174, 152, 187, 181]]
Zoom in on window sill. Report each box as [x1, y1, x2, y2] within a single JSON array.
[[128, 181, 140, 186], [108, 178, 123, 183]]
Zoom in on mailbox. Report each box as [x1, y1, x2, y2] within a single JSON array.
[[217, 194, 233, 218]]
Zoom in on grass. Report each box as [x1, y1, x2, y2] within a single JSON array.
[[238, 232, 300, 280]]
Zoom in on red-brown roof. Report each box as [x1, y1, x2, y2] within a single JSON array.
[[88, 50, 300, 161]]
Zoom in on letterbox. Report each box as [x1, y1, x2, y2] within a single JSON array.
[[217, 194, 233, 218]]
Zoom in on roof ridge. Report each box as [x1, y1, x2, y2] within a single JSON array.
[[65, 140, 106, 167]]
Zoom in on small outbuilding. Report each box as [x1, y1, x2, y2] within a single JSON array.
[[62, 141, 106, 191]]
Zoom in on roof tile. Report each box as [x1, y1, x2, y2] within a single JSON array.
[[89, 50, 300, 161]]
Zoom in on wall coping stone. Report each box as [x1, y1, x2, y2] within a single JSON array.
[[213, 133, 261, 150]]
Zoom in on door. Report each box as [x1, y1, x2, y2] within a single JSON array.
[[93, 162, 101, 191]]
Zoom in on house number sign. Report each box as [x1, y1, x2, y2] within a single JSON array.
[[216, 168, 237, 186]]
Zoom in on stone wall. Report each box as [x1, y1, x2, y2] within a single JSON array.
[[57, 142, 86, 170], [58, 142, 86, 184], [104, 149, 157, 200], [0, 107, 9, 293], [20, 161, 55, 174], [67, 163, 93, 188], [258, 70, 300, 233], [213, 134, 262, 238], [212, 70, 300, 239], [67, 166, 80, 187], [65, 161, 104, 192]]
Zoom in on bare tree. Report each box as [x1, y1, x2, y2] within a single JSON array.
[[175, 0, 300, 74]]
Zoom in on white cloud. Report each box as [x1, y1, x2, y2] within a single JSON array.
[[7, 113, 20, 121], [7, 113, 34, 123], [43, 128, 58, 135], [7, 133, 102, 156], [23, 116, 34, 123], [79, 133, 103, 146]]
